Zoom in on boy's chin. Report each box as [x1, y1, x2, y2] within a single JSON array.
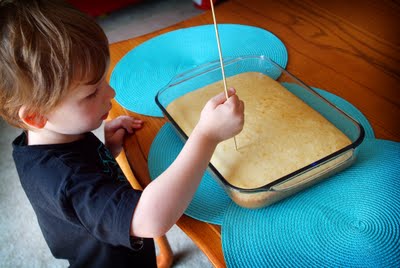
[[101, 112, 109, 120], [92, 120, 105, 131]]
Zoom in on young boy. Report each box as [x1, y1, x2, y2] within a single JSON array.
[[0, 0, 244, 267]]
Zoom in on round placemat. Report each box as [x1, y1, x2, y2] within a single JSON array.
[[148, 88, 375, 225], [110, 24, 288, 117], [222, 138, 400, 268]]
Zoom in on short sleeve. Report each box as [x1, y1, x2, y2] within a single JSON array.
[[66, 172, 142, 249]]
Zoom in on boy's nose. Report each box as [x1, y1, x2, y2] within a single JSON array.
[[106, 83, 116, 99]]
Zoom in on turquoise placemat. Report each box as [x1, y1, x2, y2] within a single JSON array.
[[148, 88, 375, 225], [110, 24, 288, 117], [222, 138, 400, 267]]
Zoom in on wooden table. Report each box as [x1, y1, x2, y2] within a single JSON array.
[[107, 0, 399, 266]]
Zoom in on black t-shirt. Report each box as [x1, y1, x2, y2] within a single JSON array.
[[12, 132, 156, 267]]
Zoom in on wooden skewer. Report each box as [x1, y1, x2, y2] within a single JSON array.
[[210, 0, 228, 99], [210, 0, 239, 151]]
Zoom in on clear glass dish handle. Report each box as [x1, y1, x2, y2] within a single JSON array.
[[270, 150, 354, 192]]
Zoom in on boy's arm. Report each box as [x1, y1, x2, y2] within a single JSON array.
[[131, 88, 244, 238]]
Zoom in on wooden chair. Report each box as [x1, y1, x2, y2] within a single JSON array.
[[116, 149, 173, 268]]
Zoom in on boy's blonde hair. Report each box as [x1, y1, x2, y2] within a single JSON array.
[[0, 0, 110, 129]]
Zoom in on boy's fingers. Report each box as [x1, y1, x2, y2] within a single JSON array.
[[226, 93, 239, 105], [131, 122, 143, 130], [208, 88, 236, 107], [208, 92, 227, 107], [240, 99, 245, 112], [124, 120, 143, 133], [225, 93, 244, 112], [106, 116, 143, 134]]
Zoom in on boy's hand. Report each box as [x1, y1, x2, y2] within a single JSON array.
[[196, 88, 244, 143], [104, 115, 143, 157]]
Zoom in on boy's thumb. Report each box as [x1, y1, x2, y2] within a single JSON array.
[[208, 88, 236, 107], [113, 128, 126, 143]]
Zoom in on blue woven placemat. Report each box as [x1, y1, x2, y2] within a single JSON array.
[[147, 88, 375, 225], [110, 24, 288, 117], [222, 138, 400, 268]]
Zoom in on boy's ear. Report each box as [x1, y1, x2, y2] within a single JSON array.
[[18, 106, 47, 129]]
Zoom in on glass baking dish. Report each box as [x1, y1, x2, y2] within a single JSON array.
[[155, 56, 365, 208]]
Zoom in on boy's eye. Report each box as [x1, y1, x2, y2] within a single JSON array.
[[87, 89, 98, 99]]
